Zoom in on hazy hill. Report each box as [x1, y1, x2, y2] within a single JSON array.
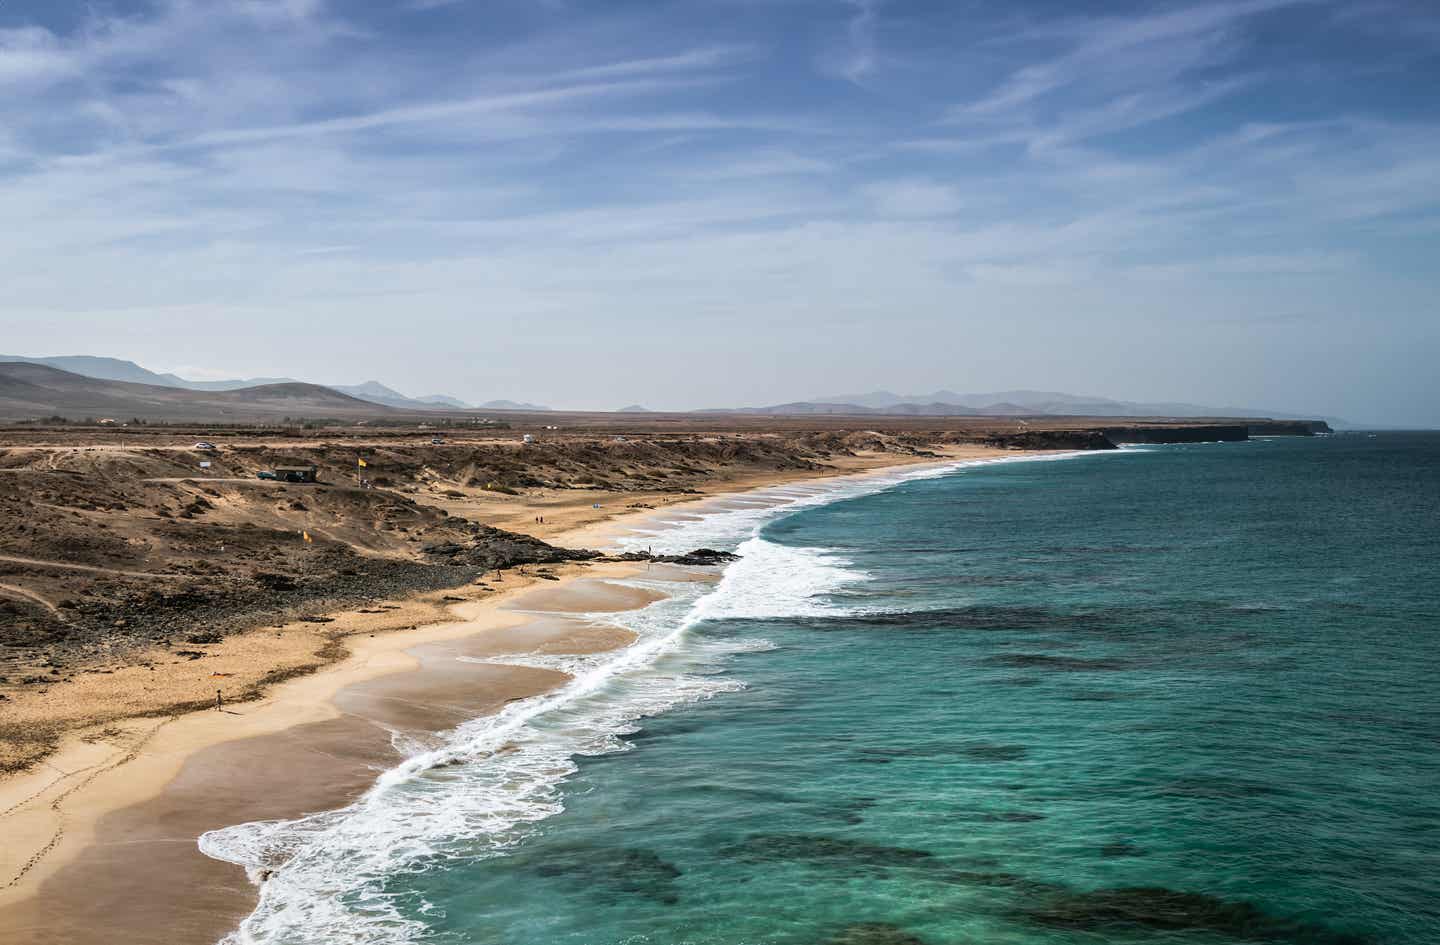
[[0, 355, 486, 412], [0, 363, 408, 422], [477, 399, 550, 411], [708, 399, 1301, 420], [705, 401, 1034, 417], [417, 394, 471, 408], [0, 354, 202, 388], [809, 389, 1323, 420], [328, 381, 467, 410]]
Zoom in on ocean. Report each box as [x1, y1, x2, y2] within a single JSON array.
[[203, 433, 1440, 945]]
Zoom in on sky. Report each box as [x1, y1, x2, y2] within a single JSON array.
[[1, 0, 1437, 424]]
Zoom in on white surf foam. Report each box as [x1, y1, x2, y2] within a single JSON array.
[[200, 449, 1103, 944], [612, 450, 1093, 557], [203, 580, 744, 944]]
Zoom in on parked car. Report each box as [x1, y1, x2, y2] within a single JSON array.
[[194, 441, 217, 451], [430, 436, 445, 445], [256, 470, 277, 480]]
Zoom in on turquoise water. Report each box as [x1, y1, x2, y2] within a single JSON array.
[[210, 435, 1440, 944]]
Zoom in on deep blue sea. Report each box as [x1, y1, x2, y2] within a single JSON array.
[[207, 434, 1440, 945]]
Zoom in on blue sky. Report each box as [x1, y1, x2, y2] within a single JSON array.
[[1, 0, 1437, 423]]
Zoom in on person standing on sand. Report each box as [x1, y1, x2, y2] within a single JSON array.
[[215, 689, 223, 711]]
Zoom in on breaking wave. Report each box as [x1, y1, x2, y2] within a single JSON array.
[[200, 452, 1085, 944]]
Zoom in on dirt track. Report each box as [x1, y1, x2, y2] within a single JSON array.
[[0, 554, 181, 579]]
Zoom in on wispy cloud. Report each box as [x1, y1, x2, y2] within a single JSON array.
[[863, 178, 965, 217], [676, 149, 836, 180], [0, 0, 1437, 420], [842, 0, 882, 83], [951, 0, 1308, 118], [813, 0, 884, 84], [553, 44, 755, 81]]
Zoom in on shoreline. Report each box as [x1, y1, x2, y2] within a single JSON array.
[[0, 444, 1015, 944]]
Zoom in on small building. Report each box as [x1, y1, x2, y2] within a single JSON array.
[[273, 465, 319, 483]]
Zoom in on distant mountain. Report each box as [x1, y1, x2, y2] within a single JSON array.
[[417, 394, 471, 408], [0, 354, 311, 391], [0, 355, 481, 413], [0, 362, 403, 421], [808, 389, 1324, 420], [617, 405, 651, 413], [170, 375, 303, 391], [0, 354, 194, 387], [707, 397, 1338, 422], [330, 381, 444, 410], [704, 401, 1025, 417], [477, 400, 550, 411]]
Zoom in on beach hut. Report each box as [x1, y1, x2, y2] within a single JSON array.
[[272, 465, 319, 483]]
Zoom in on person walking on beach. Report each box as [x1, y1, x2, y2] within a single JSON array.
[[215, 689, 223, 711]]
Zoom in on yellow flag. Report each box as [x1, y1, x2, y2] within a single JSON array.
[[357, 458, 368, 468], [302, 530, 313, 543]]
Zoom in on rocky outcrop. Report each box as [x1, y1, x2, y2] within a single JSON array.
[[1101, 425, 1250, 444], [612, 547, 741, 566], [1247, 420, 1331, 436], [975, 431, 1118, 451], [1102, 420, 1329, 444], [420, 525, 600, 571]]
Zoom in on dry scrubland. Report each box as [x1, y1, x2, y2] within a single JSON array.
[[0, 424, 1011, 771]]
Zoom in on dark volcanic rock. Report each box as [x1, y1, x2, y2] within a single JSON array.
[[657, 547, 741, 565], [252, 572, 297, 591], [961, 743, 1029, 762], [615, 547, 742, 566], [534, 846, 682, 905], [723, 834, 933, 870], [982, 811, 1046, 823], [1102, 424, 1248, 444], [427, 524, 601, 571], [823, 923, 929, 945], [979, 430, 1118, 451], [788, 605, 1116, 633], [984, 652, 1132, 671], [940, 869, 1062, 896], [1020, 887, 1369, 944]]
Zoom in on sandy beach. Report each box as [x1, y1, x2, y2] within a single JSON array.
[[0, 444, 1009, 944]]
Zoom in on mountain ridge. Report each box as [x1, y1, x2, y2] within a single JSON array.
[[0, 362, 404, 421], [0, 354, 551, 413], [806, 389, 1333, 422]]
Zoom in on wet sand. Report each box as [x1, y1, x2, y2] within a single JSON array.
[[0, 567, 652, 945]]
